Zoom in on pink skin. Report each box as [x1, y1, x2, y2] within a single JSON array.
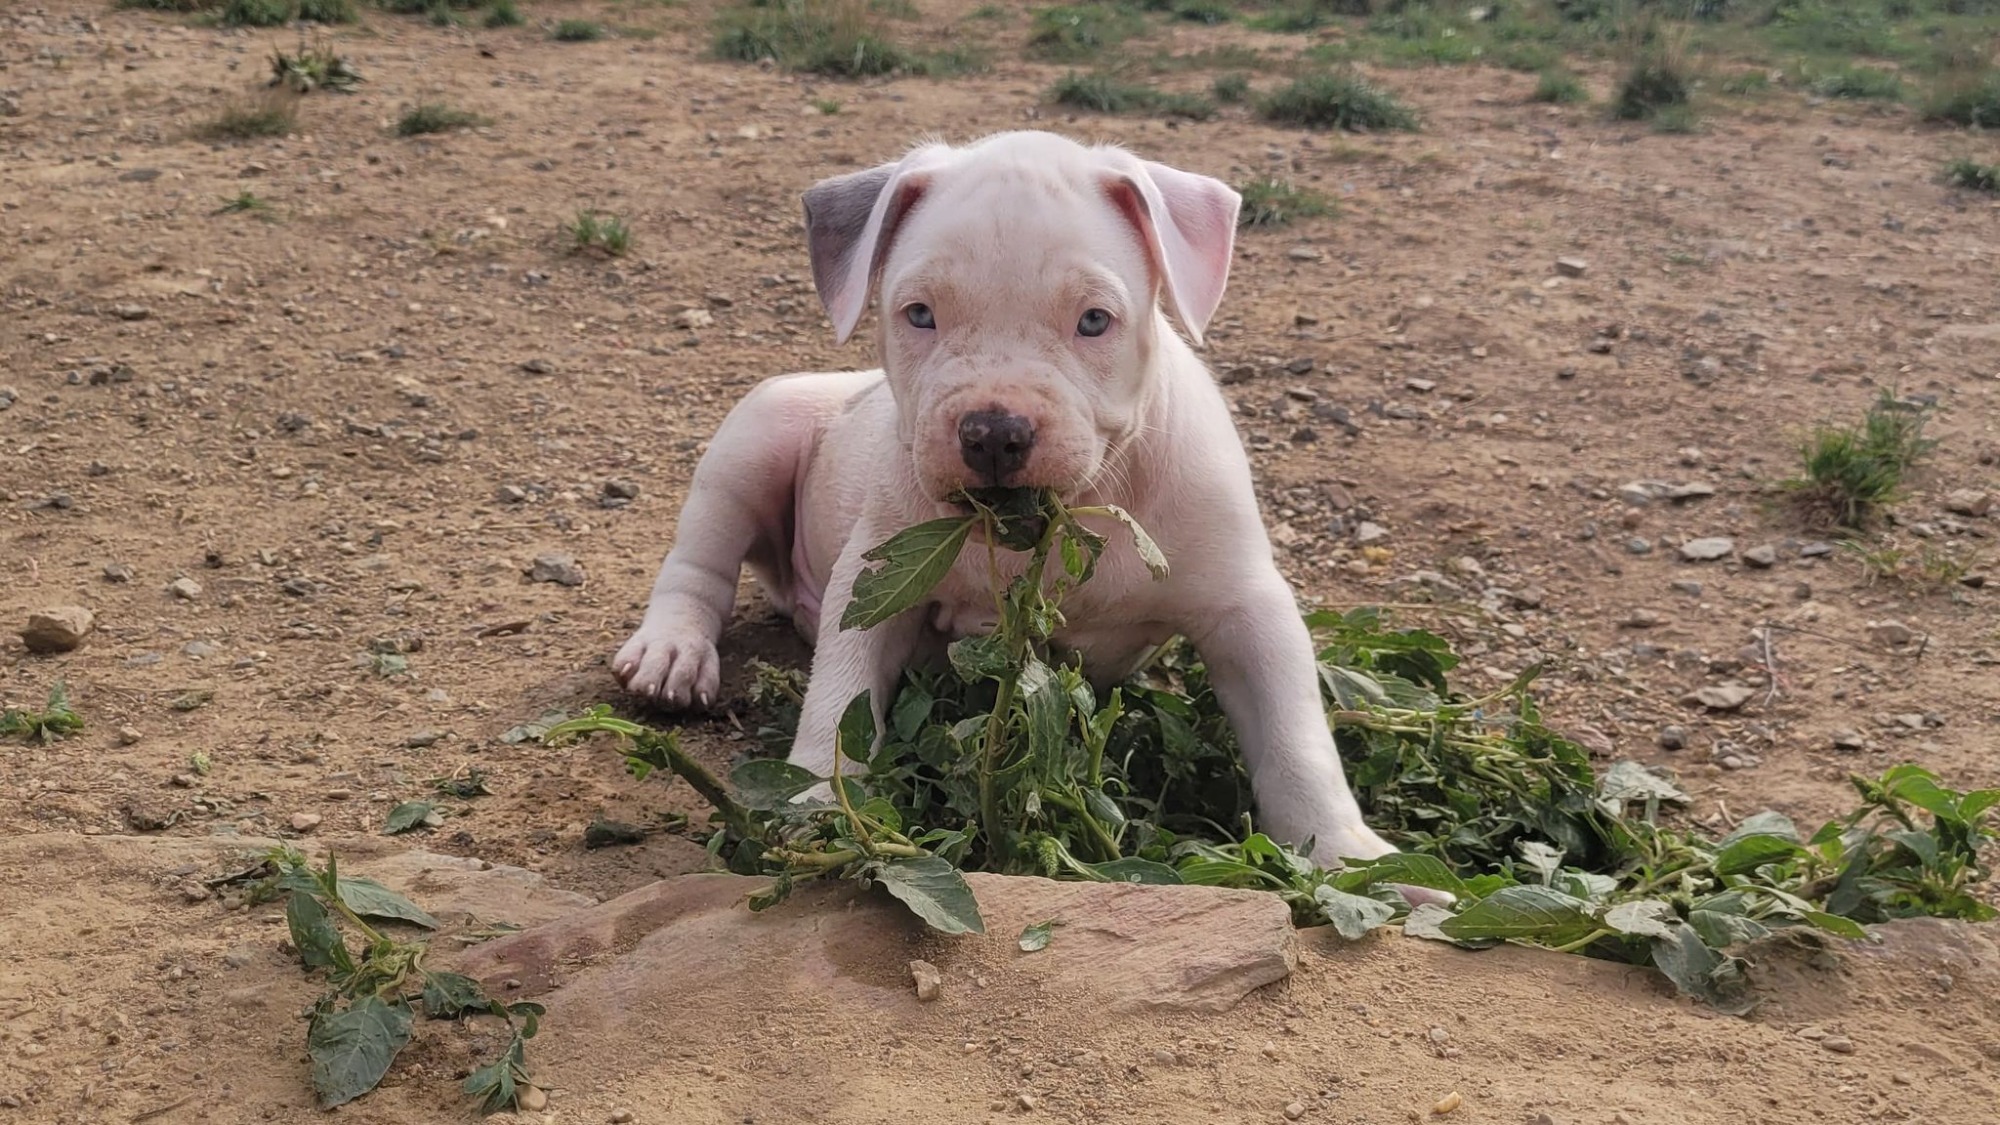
[[612, 132, 1445, 898]]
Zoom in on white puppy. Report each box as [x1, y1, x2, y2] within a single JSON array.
[[615, 130, 1398, 865]]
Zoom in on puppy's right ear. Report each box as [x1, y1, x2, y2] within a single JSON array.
[[802, 153, 936, 345]]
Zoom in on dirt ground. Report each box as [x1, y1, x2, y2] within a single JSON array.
[[2, 2, 1998, 1122]]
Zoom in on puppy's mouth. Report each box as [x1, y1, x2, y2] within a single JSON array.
[[951, 486, 1056, 551]]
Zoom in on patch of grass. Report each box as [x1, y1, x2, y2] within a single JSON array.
[[1923, 70, 2000, 127], [220, 0, 294, 27], [1492, 41, 1561, 73], [1807, 64, 1904, 100], [1531, 67, 1589, 103], [1651, 103, 1700, 132], [396, 103, 487, 136], [1612, 38, 1693, 121], [812, 96, 842, 114], [216, 190, 275, 217], [484, 0, 523, 25], [567, 210, 632, 256], [1212, 72, 1251, 103], [1784, 392, 1938, 530], [1236, 177, 1333, 227], [1027, 3, 1144, 62], [1718, 69, 1771, 95], [553, 18, 607, 40], [200, 93, 300, 140], [1850, 542, 1972, 591], [1250, 0, 1371, 33], [269, 40, 363, 93], [1164, 0, 1233, 24], [297, 0, 356, 21], [1048, 72, 1215, 119], [714, 0, 935, 77], [115, 0, 222, 10], [1258, 70, 1419, 132], [1944, 156, 2000, 193]]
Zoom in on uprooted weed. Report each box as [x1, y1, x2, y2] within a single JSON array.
[[548, 487, 1997, 1016], [269, 38, 363, 93], [1, 683, 84, 744], [219, 849, 543, 1112]]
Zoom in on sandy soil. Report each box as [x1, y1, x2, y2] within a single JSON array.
[[2, 1, 1997, 1122]]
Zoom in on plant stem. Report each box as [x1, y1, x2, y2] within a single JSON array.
[[1550, 927, 1612, 954]]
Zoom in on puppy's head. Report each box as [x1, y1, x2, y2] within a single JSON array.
[[801, 131, 1240, 504]]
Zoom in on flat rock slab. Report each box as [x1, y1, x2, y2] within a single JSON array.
[[459, 870, 1297, 1015]]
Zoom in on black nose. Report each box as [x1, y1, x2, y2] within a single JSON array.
[[957, 410, 1036, 484]]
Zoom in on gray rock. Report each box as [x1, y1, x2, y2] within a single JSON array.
[[1555, 256, 1588, 278], [166, 576, 202, 600], [1658, 724, 1690, 750], [21, 606, 95, 653], [103, 561, 135, 583], [1678, 537, 1735, 562], [1355, 522, 1390, 544], [1868, 620, 1915, 647], [1742, 544, 1778, 568], [910, 959, 943, 1002], [529, 553, 586, 587], [1688, 683, 1756, 711], [1625, 537, 1653, 556], [1943, 489, 1991, 517], [601, 479, 641, 501]]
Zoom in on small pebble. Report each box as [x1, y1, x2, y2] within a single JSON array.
[[1432, 1091, 1463, 1115], [1821, 1036, 1855, 1054], [290, 812, 322, 833], [909, 959, 942, 1002], [610, 1110, 635, 1124], [166, 577, 203, 600], [1284, 1101, 1305, 1120]]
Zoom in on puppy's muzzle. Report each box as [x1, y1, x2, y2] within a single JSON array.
[[957, 409, 1036, 486]]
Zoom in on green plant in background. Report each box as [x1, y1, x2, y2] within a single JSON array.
[[1048, 72, 1215, 119], [1944, 157, 2000, 194], [1785, 392, 1937, 530], [1532, 68, 1589, 103], [1258, 69, 1420, 131], [547, 486, 1998, 1013], [396, 103, 487, 136], [566, 210, 632, 255], [269, 39, 363, 93], [714, 0, 943, 77], [1236, 177, 1333, 226]]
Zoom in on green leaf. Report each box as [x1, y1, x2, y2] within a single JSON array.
[[420, 972, 493, 1019], [1720, 810, 1801, 847], [891, 686, 933, 742], [335, 877, 439, 930], [1596, 760, 1689, 816], [1800, 911, 1869, 941], [286, 889, 348, 972], [731, 758, 821, 810], [870, 857, 985, 935], [1019, 658, 1068, 764], [1439, 885, 1597, 944], [1689, 907, 1771, 949], [837, 690, 877, 763], [1018, 920, 1056, 952], [1401, 902, 1486, 946], [308, 996, 414, 1108], [1082, 787, 1127, 832], [1351, 853, 1467, 897], [1088, 857, 1183, 884], [1323, 665, 1393, 709], [463, 1034, 529, 1115], [1082, 504, 1168, 579], [1602, 899, 1678, 939], [1713, 833, 1805, 877], [948, 634, 1014, 682], [1959, 788, 2000, 821], [841, 517, 976, 630], [1648, 924, 1754, 1015], [1516, 840, 1565, 886], [383, 801, 439, 835], [1315, 886, 1397, 940]]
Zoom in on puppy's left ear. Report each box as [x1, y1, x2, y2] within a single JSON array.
[[802, 148, 941, 345], [1105, 160, 1241, 346]]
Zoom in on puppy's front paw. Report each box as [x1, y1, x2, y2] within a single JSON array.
[[613, 624, 720, 708]]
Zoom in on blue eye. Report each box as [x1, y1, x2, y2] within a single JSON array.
[[905, 303, 935, 330], [1077, 308, 1112, 338]]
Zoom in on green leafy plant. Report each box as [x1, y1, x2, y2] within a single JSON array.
[[1922, 68, 2000, 127], [1784, 391, 1938, 530], [1, 683, 84, 744], [1532, 68, 1589, 104], [240, 848, 544, 1111], [1258, 70, 1420, 131], [1027, 4, 1145, 62], [549, 487, 1998, 1013], [1047, 72, 1215, 119], [1211, 72, 1251, 103], [566, 210, 632, 256], [269, 38, 363, 93], [1236, 177, 1333, 227], [298, 0, 356, 20], [1613, 45, 1692, 120], [220, 0, 294, 26], [396, 103, 487, 136], [713, 0, 936, 77], [1807, 64, 1903, 100], [1944, 156, 2000, 194], [552, 18, 605, 40], [201, 93, 300, 140], [484, 0, 524, 27]]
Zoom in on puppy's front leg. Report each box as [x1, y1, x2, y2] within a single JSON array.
[[1185, 580, 1396, 866], [786, 531, 923, 779]]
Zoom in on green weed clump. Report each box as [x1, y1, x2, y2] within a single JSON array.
[[1785, 392, 1938, 530], [1236, 177, 1334, 226], [714, 0, 937, 77], [1048, 72, 1215, 119], [1943, 156, 2000, 193], [396, 103, 487, 135], [1259, 70, 1419, 131]]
